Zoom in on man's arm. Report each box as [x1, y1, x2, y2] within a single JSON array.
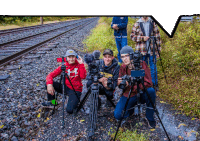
[[46, 65, 62, 85], [130, 22, 146, 42], [117, 16, 128, 29], [153, 22, 161, 52]]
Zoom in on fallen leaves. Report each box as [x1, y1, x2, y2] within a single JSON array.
[[150, 129, 155, 131], [177, 123, 186, 128], [80, 119, 85, 123], [160, 101, 166, 104], [178, 135, 183, 140], [37, 113, 41, 118]]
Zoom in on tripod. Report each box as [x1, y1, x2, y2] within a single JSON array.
[[146, 36, 168, 85], [75, 74, 116, 139], [51, 57, 85, 129], [113, 69, 171, 141]]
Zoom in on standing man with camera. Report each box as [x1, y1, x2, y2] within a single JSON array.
[[111, 16, 128, 64], [86, 49, 120, 107], [130, 16, 161, 91], [114, 46, 157, 128], [42, 49, 87, 114]]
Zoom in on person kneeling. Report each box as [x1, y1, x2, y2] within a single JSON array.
[[114, 46, 156, 128], [42, 49, 87, 114], [86, 49, 120, 108]]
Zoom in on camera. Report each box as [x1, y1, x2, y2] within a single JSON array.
[[129, 50, 143, 70], [119, 51, 144, 90], [119, 75, 132, 90], [107, 77, 113, 89], [84, 50, 104, 80]]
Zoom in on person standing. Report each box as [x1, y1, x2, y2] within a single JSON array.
[[111, 16, 128, 63], [130, 16, 161, 91]]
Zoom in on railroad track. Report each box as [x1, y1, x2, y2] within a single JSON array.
[[0, 18, 97, 67], [0, 18, 84, 36]]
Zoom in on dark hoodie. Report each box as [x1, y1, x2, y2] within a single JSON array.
[[87, 58, 120, 95]]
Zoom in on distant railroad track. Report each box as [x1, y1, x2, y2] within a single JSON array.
[[0, 18, 97, 67]]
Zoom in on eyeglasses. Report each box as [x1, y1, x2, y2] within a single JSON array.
[[121, 55, 130, 59]]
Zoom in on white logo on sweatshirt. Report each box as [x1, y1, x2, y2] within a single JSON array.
[[67, 68, 78, 78]]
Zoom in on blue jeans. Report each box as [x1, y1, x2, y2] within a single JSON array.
[[114, 87, 156, 121], [142, 54, 158, 86], [115, 37, 127, 63]]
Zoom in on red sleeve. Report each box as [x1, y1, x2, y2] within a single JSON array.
[[78, 64, 87, 79], [46, 66, 62, 85]]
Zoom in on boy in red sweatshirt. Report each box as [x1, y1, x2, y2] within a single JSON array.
[[42, 49, 87, 114]]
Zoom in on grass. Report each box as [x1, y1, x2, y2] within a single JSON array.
[[83, 17, 200, 119], [108, 127, 148, 141], [0, 16, 86, 30]]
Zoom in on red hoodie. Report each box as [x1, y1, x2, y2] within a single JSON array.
[[46, 60, 87, 92], [119, 61, 153, 97]]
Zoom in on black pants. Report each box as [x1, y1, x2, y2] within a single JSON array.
[[86, 81, 114, 100], [46, 82, 81, 114]]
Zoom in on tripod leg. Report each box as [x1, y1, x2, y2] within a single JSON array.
[[88, 87, 99, 137], [142, 85, 171, 140], [65, 73, 85, 112], [75, 87, 91, 114], [154, 37, 168, 84], [113, 84, 134, 141]]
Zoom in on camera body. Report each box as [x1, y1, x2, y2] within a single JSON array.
[[84, 51, 113, 89], [129, 50, 143, 70], [119, 51, 145, 90]]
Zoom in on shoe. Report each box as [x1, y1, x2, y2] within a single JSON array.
[[145, 118, 156, 128], [42, 101, 57, 107]]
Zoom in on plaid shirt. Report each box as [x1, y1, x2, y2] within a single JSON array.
[[130, 19, 161, 56]]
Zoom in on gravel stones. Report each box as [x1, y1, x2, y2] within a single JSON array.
[[0, 18, 99, 141]]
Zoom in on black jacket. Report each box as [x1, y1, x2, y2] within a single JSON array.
[[86, 58, 120, 96]]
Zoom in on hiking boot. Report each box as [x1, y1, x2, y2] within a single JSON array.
[[145, 118, 156, 129]]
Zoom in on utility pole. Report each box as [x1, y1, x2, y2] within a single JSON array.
[[40, 17, 43, 25]]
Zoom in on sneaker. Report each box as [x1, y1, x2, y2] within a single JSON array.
[[42, 101, 57, 107], [145, 118, 156, 128]]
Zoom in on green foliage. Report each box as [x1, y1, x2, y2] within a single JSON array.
[[108, 127, 148, 141], [0, 16, 85, 26], [83, 17, 136, 58], [157, 20, 200, 118]]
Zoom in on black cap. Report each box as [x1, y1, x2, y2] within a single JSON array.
[[103, 49, 113, 56]]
